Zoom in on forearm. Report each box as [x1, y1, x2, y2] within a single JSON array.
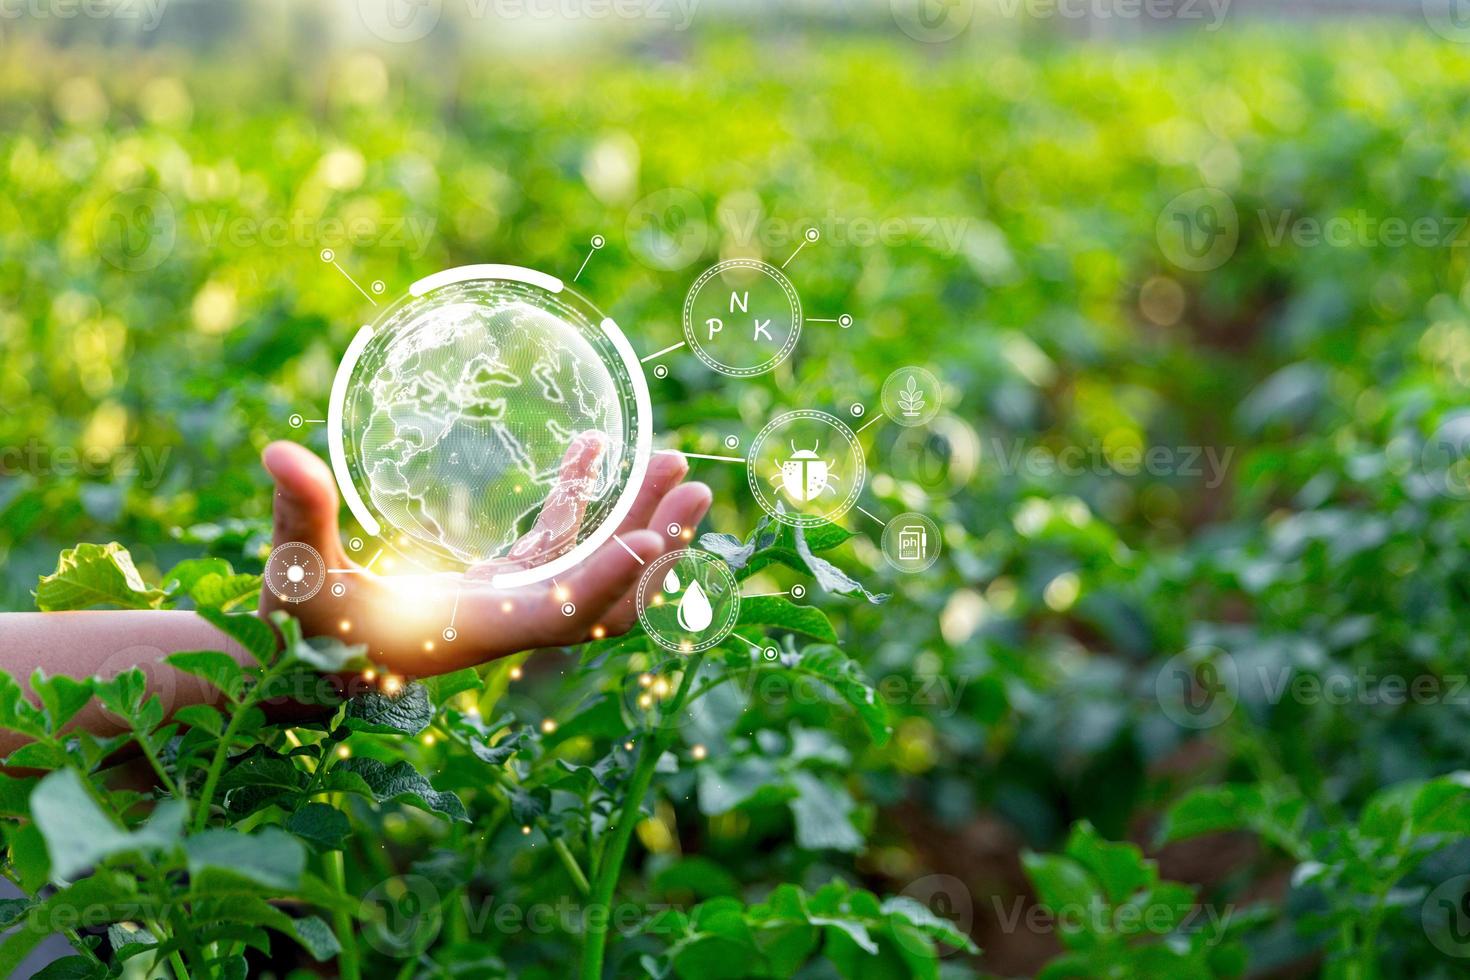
[[0, 610, 254, 758]]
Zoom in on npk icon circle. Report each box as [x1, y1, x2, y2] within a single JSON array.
[[329, 265, 651, 589], [636, 549, 741, 654], [747, 410, 866, 527], [683, 259, 802, 377]]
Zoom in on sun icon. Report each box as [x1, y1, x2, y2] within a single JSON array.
[[266, 541, 326, 603]]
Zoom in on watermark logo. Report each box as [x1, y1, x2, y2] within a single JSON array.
[[891, 0, 974, 42], [361, 874, 443, 956], [1157, 188, 1238, 272], [94, 188, 175, 272], [1424, 0, 1470, 43], [1155, 646, 1237, 730], [357, 0, 443, 43], [626, 188, 709, 271], [1424, 875, 1470, 958], [0, 0, 170, 30], [894, 873, 973, 956], [1420, 413, 1470, 499]]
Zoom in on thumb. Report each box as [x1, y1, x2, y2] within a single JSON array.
[[262, 441, 347, 566]]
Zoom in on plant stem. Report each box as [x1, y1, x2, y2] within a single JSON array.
[[579, 654, 706, 980], [324, 848, 362, 980], [552, 834, 592, 896], [190, 689, 262, 833]]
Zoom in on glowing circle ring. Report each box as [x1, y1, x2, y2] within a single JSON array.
[[327, 264, 652, 589]]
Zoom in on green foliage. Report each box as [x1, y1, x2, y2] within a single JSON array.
[[7, 12, 1470, 977]]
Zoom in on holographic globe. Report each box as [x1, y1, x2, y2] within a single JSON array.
[[333, 267, 648, 582]]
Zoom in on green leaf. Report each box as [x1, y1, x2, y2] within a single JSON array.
[[174, 703, 224, 735], [1156, 783, 1308, 857], [30, 769, 183, 881], [735, 596, 837, 643], [35, 543, 166, 611], [184, 827, 305, 889], [285, 802, 350, 851], [789, 772, 863, 852], [274, 612, 368, 673], [198, 607, 279, 663], [329, 757, 469, 822], [189, 572, 263, 612], [1063, 821, 1152, 906], [781, 646, 891, 745], [166, 651, 246, 701], [289, 915, 341, 961], [0, 673, 47, 739], [29, 671, 94, 733], [423, 668, 482, 704], [342, 683, 433, 735]]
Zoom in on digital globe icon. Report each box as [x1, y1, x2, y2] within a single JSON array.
[[329, 265, 650, 588]]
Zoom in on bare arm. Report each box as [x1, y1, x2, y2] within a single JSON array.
[[0, 610, 251, 759]]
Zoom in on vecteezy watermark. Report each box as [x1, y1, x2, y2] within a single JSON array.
[[94, 188, 177, 272], [1423, 0, 1470, 43], [1160, 188, 1470, 272], [1258, 210, 1470, 251], [1421, 412, 1470, 499], [356, 0, 698, 43], [1157, 188, 1239, 272], [358, 876, 676, 956], [895, 874, 974, 957], [720, 209, 972, 256], [1155, 646, 1238, 730], [1155, 648, 1470, 730], [891, 0, 1228, 43], [193, 211, 437, 259], [988, 438, 1235, 489], [0, 441, 171, 489], [0, 0, 169, 30], [991, 894, 1235, 936], [1424, 875, 1470, 958]]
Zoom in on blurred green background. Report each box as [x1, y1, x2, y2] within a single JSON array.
[[8, 0, 1470, 973]]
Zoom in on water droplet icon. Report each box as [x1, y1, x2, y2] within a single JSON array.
[[676, 579, 713, 632], [663, 569, 681, 594]]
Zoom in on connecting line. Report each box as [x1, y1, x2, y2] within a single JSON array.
[[303, 418, 326, 424], [730, 632, 764, 652], [781, 240, 809, 269], [327, 568, 365, 574], [855, 505, 887, 527], [856, 413, 885, 434], [806, 317, 840, 323], [611, 533, 645, 565], [364, 548, 384, 571], [329, 259, 378, 306], [573, 249, 594, 282], [681, 452, 746, 463], [639, 340, 687, 363], [449, 585, 462, 628], [742, 590, 791, 598]]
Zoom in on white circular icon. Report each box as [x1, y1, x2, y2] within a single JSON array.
[[747, 410, 865, 528], [265, 542, 325, 604], [356, 0, 443, 43], [684, 259, 802, 377], [626, 188, 709, 272], [881, 366, 943, 427], [94, 188, 176, 272], [1155, 647, 1238, 730], [881, 512, 942, 573], [635, 549, 741, 654], [1157, 188, 1239, 272]]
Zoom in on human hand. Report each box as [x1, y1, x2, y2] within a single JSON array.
[[259, 437, 711, 676]]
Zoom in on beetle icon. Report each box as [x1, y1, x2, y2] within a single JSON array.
[[771, 440, 840, 504]]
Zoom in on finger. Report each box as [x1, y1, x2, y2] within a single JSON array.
[[468, 432, 607, 580], [262, 441, 348, 567], [615, 450, 689, 535], [602, 482, 713, 632], [560, 528, 664, 639]]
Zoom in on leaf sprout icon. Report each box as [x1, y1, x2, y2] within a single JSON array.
[[662, 568, 714, 632], [898, 375, 926, 418]]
